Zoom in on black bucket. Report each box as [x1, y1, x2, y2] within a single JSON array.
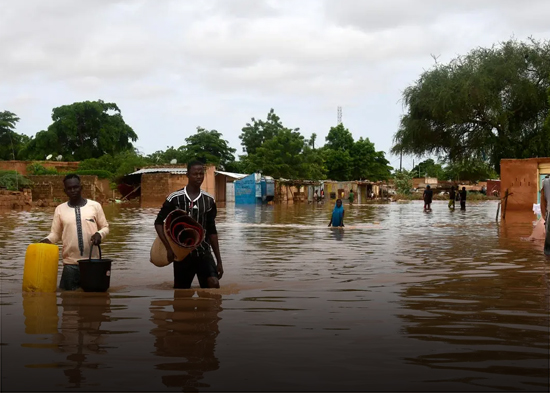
[[77, 244, 113, 292]]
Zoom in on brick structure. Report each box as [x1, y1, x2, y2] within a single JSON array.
[[27, 175, 110, 206], [140, 166, 216, 208], [0, 189, 32, 209], [500, 158, 550, 212], [0, 160, 79, 175]]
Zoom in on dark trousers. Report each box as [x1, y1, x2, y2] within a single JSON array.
[[173, 252, 218, 289]]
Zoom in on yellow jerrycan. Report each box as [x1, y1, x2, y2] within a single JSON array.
[[22, 243, 60, 292]]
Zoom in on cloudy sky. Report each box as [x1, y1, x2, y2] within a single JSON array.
[[2, 0, 549, 169]]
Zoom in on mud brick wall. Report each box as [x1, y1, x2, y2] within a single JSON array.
[[140, 166, 217, 208], [27, 175, 101, 205], [141, 173, 172, 208], [0, 189, 32, 208], [500, 158, 550, 211], [0, 161, 79, 175]]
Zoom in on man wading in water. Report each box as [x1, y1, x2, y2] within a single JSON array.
[[155, 160, 224, 289], [41, 174, 109, 290]]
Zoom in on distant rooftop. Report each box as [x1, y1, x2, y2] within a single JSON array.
[[128, 167, 187, 175], [127, 167, 249, 179]]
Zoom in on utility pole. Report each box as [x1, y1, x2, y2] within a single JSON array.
[[337, 106, 342, 125], [399, 150, 402, 172]]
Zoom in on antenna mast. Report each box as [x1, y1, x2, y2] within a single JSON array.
[[337, 106, 342, 125]]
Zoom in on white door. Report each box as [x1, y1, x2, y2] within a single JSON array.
[[226, 182, 235, 202]]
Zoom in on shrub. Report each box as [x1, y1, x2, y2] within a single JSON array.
[[0, 170, 32, 191], [26, 163, 58, 175]]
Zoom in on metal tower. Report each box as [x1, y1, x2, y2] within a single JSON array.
[[337, 106, 342, 125]]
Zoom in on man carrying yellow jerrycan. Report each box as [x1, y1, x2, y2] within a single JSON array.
[[23, 174, 109, 292]]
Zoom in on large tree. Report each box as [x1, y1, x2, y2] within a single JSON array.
[[240, 109, 326, 179], [239, 109, 287, 155], [23, 100, 137, 161], [351, 137, 392, 181], [323, 124, 391, 181], [0, 111, 29, 160], [392, 38, 550, 174], [183, 127, 236, 169], [411, 159, 446, 179]]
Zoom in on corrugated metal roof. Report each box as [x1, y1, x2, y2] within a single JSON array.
[[215, 171, 248, 179], [128, 167, 187, 175]]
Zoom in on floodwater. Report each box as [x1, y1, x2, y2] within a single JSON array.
[[1, 201, 549, 392]]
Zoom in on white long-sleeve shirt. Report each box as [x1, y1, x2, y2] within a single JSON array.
[[46, 200, 109, 265]]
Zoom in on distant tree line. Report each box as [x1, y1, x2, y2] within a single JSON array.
[[1, 102, 393, 181]]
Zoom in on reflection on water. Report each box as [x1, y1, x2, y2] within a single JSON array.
[[1, 201, 549, 391], [150, 291, 222, 391]]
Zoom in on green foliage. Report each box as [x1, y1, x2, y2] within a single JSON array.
[[79, 150, 151, 179], [411, 159, 446, 179], [0, 111, 29, 160], [392, 38, 550, 174], [240, 110, 326, 179], [323, 124, 392, 181], [147, 146, 187, 165], [26, 163, 58, 175], [183, 127, 236, 169], [239, 109, 285, 155], [394, 171, 413, 195], [22, 100, 138, 161], [0, 170, 32, 191], [444, 159, 498, 182], [351, 137, 392, 181], [146, 127, 236, 169]]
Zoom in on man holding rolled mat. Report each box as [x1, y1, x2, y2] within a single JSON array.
[[41, 174, 109, 290], [155, 160, 224, 289]]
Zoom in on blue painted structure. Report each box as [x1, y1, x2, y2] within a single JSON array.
[[235, 174, 257, 204]]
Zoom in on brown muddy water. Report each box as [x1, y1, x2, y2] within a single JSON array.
[[1, 201, 549, 392]]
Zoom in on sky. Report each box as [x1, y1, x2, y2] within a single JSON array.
[[2, 0, 550, 170]]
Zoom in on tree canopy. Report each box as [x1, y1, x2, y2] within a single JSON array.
[[0, 111, 29, 160], [183, 127, 236, 169], [392, 38, 550, 174], [323, 124, 392, 181], [23, 100, 138, 161]]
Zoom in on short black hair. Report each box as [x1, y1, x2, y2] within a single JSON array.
[[187, 160, 205, 171], [63, 173, 81, 184]]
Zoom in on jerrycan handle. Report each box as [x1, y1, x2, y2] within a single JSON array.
[[89, 243, 102, 261]]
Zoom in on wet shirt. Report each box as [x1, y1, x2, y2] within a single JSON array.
[[423, 189, 433, 202], [331, 205, 344, 227], [46, 200, 109, 265], [155, 187, 217, 255], [460, 190, 467, 201], [449, 189, 456, 200]]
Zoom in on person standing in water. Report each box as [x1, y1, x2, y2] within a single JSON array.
[[41, 174, 109, 291], [348, 189, 355, 204], [460, 186, 467, 210], [448, 186, 456, 210], [423, 185, 433, 211], [328, 199, 345, 227], [154, 160, 223, 289]]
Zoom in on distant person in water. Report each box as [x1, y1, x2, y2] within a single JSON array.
[[348, 189, 354, 204], [41, 174, 109, 291], [328, 199, 345, 227], [423, 185, 433, 211], [448, 186, 456, 210], [460, 187, 467, 210]]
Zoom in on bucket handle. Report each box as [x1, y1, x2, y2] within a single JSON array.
[[89, 243, 102, 261]]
